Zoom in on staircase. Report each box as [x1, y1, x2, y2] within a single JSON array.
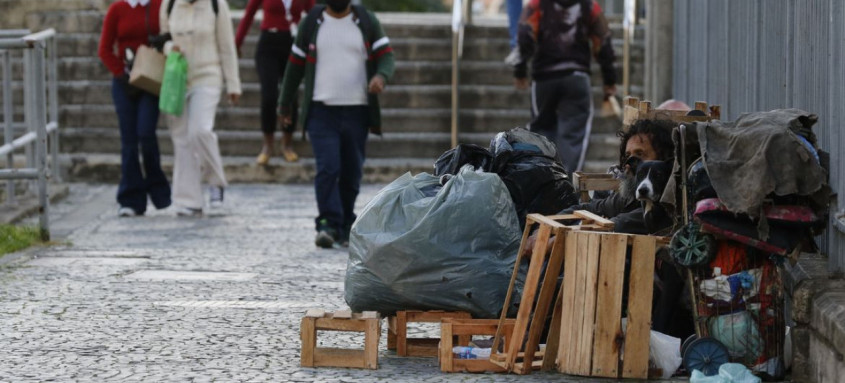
[[17, 10, 643, 183]]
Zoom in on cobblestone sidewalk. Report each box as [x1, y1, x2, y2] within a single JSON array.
[[0, 183, 646, 382]]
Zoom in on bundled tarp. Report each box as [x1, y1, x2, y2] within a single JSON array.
[[345, 166, 522, 318]]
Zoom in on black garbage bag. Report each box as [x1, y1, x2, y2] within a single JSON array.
[[489, 128, 579, 228], [433, 143, 493, 176], [345, 166, 523, 318]]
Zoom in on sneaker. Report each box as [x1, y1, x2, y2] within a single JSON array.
[[174, 206, 203, 217], [209, 186, 224, 209], [504, 47, 521, 66], [117, 207, 139, 217], [315, 219, 338, 249]]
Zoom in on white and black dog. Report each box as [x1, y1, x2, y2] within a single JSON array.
[[633, 160, 673, 232]]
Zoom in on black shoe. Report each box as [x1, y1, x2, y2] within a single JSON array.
[[315, 219, 338, 248]]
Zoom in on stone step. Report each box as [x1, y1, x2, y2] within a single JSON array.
[[57, 103, 622, 135], [62, 152, 614, 184], [45, 81, 623, 112], [58, 127, 621, 161]]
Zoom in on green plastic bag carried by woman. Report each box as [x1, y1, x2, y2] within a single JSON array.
[[159, 52, 188, 116]]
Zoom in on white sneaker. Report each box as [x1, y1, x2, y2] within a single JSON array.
[[117, 207, 138, 217], [174, 206, 203, 217], [504, 47, 521, 66], [209, 186, 224, 209]]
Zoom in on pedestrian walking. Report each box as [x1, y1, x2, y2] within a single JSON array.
[[235, 0, 315, 166], [503, 0, 524, 65], [98, 0, 172, 217], [513, 0, 617, 173], [278, 0, 394, 248], [159, 0, 241, 216]]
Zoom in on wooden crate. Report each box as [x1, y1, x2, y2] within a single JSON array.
[[572, 172, 621, 203], [622, 96, 720, 130], [439, 318, 516, 373], [300, 309, 380, 369], [556, 231, 661, 379], [387, 310, 471, 357], [489, 212, 614, 375]]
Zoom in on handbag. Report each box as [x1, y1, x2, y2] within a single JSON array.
[[128, 4, 165, 95]]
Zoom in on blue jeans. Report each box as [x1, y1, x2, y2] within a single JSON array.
[[111, 78, 171, 213], [507, 0, 523, 48], [307, 102, 369, 233]]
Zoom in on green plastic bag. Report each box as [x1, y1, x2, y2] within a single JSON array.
[[159, 52, 188, 116]]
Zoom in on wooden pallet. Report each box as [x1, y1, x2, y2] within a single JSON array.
[[387, 310, 471, 357], [556, 231, 659, 379], [489, 212, 614, 375], [572, 172, 621, 203], [300, 309, 380, 369], [439, 318, 516, 373], [622, 96, 720, 130]]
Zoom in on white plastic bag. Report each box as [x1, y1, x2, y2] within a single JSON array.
[[691, 363, 761, 383], [649, 330, 683, 378]]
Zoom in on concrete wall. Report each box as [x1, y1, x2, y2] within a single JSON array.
[[0, 0, 108, 30]]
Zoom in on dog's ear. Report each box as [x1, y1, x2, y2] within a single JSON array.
[[661, 159, 674, 170]]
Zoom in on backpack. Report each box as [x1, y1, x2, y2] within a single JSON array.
[[168, 0, 219, 16], [299, 5, 376, 51]]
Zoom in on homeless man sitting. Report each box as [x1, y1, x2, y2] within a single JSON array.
[[526, 118, 693, 339]]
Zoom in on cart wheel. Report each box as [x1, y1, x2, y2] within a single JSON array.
[[680, 334, 698, 356], [670, 223, 716, 267], [682, 337, 730, 376]]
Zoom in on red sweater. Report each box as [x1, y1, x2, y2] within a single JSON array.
[[235, 0, 315, 49], [98, 0, 162, 77]]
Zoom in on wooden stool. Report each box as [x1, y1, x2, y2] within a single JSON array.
[[387, 310, 471, 357], [439, 318, 515, 373], [300, 309, 380, 369]]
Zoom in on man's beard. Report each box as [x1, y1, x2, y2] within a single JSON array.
[[618, 170, 637, 201]]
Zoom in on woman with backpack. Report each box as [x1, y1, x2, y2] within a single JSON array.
[[98, 0, 172, 217], [159, 0, 241, 216], [236, 0, 315, 165]]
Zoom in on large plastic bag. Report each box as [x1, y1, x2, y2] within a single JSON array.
[[159, 52, 188, 116], [433, 144, 493, 176], [649, 330, 683, 379], [345, 166, 523, 318]]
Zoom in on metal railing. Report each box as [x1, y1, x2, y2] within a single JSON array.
[[0, 28, 60, 240], [450, 0, 472, 148]]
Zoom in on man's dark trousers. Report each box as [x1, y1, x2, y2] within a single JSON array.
[[528, 72, 592, 173], [307, 102, 369, 235], [111, 77, 171, 214]]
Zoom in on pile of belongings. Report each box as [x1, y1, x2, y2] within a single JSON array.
[[345, 128, 578, 318]]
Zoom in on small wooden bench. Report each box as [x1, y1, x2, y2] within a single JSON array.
[[439, 318, 516, 373], [387, 310, 471, 357], [300, 309, 380, 369]]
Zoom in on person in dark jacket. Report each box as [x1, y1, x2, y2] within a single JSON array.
[[513, 0, 617, 173]]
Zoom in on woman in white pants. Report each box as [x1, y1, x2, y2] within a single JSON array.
[[160, 0, 241, 216]]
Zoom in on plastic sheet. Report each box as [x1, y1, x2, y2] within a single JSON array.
[[649, 330, 683, 379], [690, 363, 762, 383], [345, 166, 522, 318]]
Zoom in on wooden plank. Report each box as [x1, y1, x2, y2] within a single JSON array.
[[545, 214, 580, 221], [300, 317, 316, 367], [557, 231, 580, 374], [360, 311, 379, 319], [333, 309, 352, 319], [396, 311, 408, 356], [569, 232, 590, 374], [622, 236, 657, 379], [522, 225, 568, 374], [305, 309, 325, 318], [490, 219, 534, 358], [524, 214, 567, 229], [542, 284, 564, 371], [579, 178, 621, 193], [453, 359, 507, 373], [315, 318, 368, 332], [440, 322, 454, 372], [313, 348, 366, 369], [576, 233, 601, 375], [591, 234, 628, 378], [504, 223, 552, 369], [364, 318, 380, 369], [405, 310, 470, 322], [387, 316, 397, 350], [573, 210, 615, 228], [406, 338, 441, 357]]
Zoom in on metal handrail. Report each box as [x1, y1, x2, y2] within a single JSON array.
[[450, 0, 472, 148], [1, 28, 60, 240]]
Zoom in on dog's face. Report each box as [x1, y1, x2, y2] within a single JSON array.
[[634, 160, 672, 205]]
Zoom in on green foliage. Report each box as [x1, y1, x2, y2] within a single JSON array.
[[315, 0, 446, 12], [0, 225, 41, 256]]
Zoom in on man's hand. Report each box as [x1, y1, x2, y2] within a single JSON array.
[[171, 44, 181, 53], [603, 84, 617, 100], [228, 93, 240, 106], [514, 77, 530, 90], [368, 75, 385, 94], [520, 233, 556, 258], [280, 114, 292, 127]]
